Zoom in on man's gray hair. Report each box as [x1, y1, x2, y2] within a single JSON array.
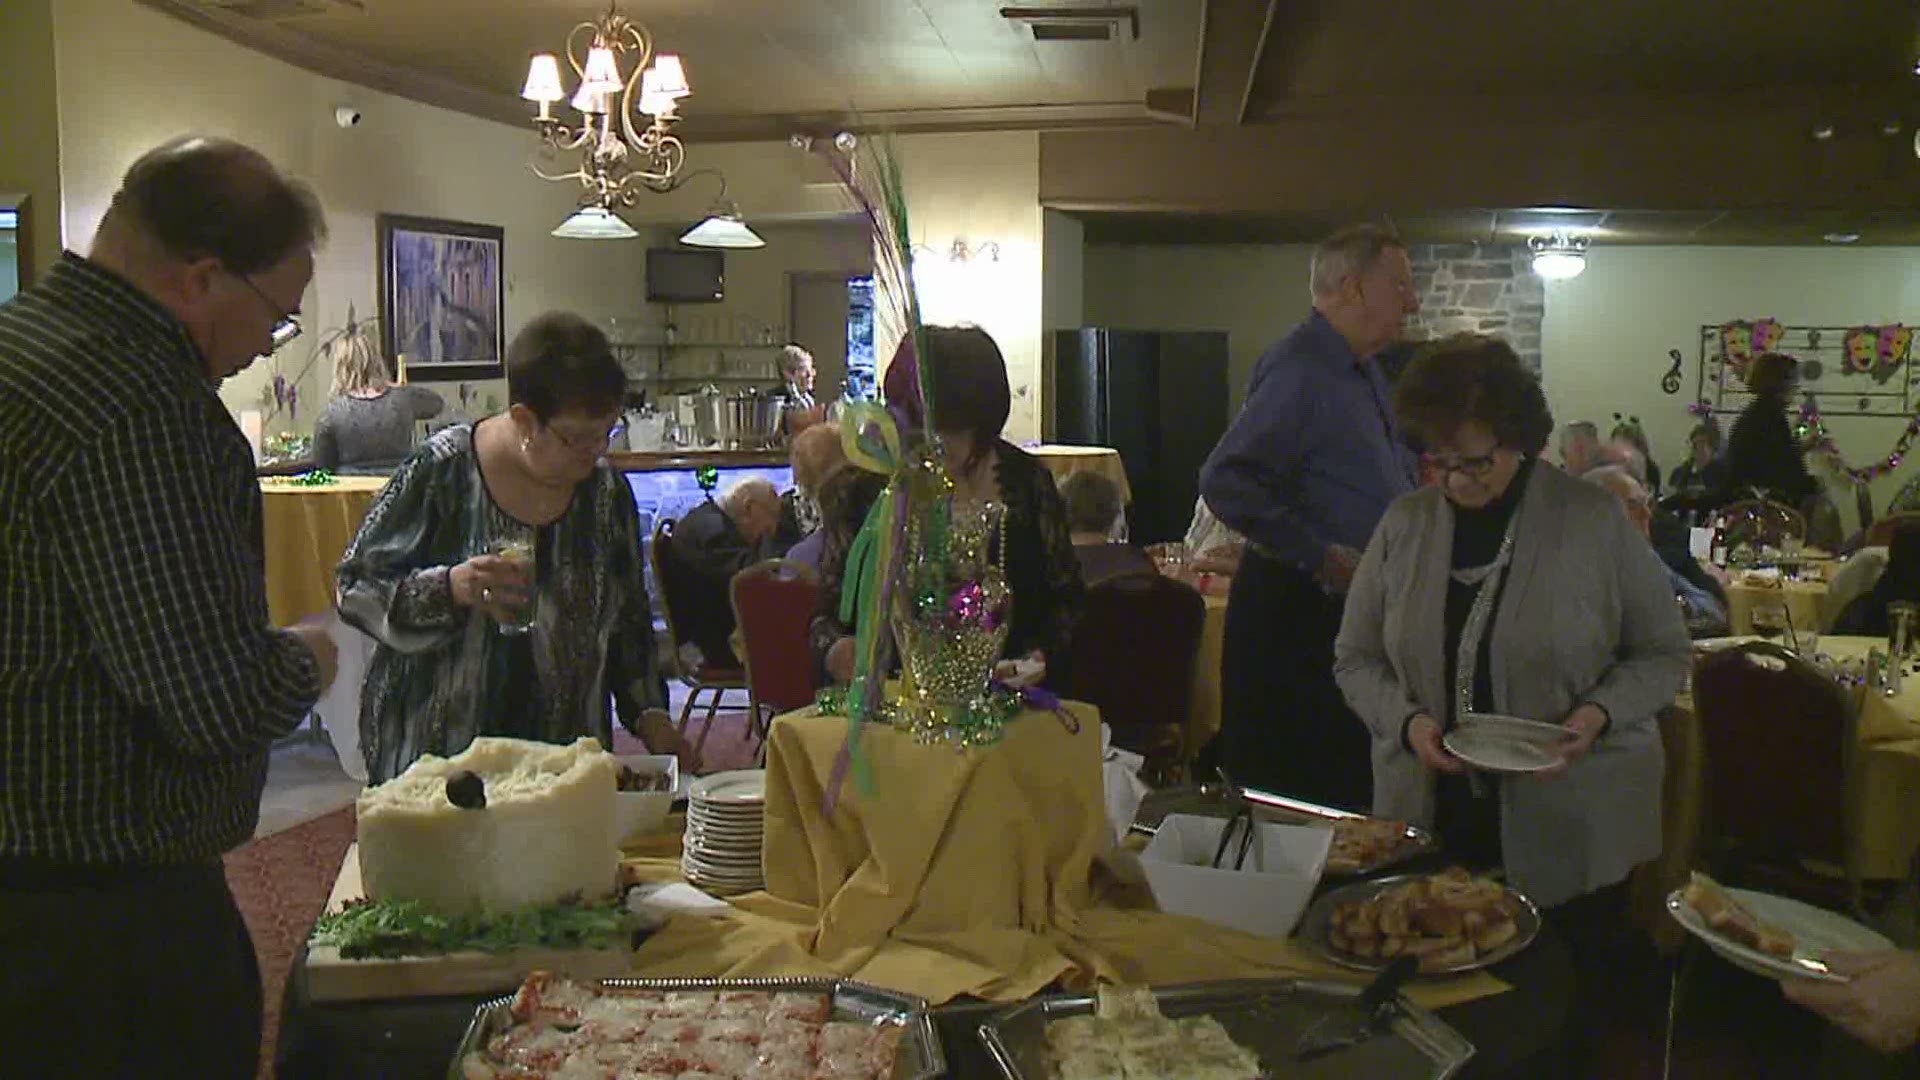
[[1559, 421, 1600, 450], [1309, 223, 1405, 299], [100, 135, 326, 274], [721, 478, 779, 514], [1584, 464, 1648, 507]]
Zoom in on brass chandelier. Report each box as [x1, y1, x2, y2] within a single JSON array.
[[520, 5, 691, 233]]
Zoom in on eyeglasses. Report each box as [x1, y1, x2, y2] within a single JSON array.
[[1424, 451, 1499, 479], [228, 271, 301, 352], [544, 418, 628, 454]]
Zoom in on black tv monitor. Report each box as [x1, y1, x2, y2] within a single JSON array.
[[646, 248, 724, 303]]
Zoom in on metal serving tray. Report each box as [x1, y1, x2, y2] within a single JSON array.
[[977, 978, 1474, 1080], [1297, 874, 1542, 976], [1131, 785, 1439, 877], [449, 976, 945, 1080]]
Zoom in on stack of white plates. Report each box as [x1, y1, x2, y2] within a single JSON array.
[[681, 769, 767, 893]]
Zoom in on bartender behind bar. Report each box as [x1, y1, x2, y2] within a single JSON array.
[[1199, 223, 1419, 810]]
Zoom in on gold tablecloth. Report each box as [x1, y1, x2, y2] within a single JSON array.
[[1723, 574, 1839, 636], [625, 706, 1507, 1008], [259, 476, 387, 625], [1186, 593, 1229, 756], [1030, 444, 1131, 503]]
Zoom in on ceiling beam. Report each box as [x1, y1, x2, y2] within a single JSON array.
[[1190, 0, 1279, 126], [136, 0, 525, 127], [1041, 86, 1920, 215], [136, 0, 1168, 146]]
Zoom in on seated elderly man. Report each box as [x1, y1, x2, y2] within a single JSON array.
[[664, 478, 783, 669], [1061, 472, 1154, 586], [776, 421, 845, 564], [1587, 465, 1730, 638]]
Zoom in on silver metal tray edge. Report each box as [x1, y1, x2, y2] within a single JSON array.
[[1131, 786, 1440, 877], [975, 978, 1475, 1080], [447, 975, 944, 1080]]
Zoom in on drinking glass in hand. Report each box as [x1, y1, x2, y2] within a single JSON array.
[[489, 534, 537, 635]]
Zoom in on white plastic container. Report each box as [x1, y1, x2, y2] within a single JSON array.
[[1139, 813, 1332, 938], [613, 754, 681, 844]]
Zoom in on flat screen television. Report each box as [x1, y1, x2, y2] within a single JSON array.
[[646, 248, 724, 303]]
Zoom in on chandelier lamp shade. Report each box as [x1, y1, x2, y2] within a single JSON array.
[[521, 5, 694, 215]]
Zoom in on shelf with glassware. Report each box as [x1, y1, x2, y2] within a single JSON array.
[[610, 341, 787, 389]]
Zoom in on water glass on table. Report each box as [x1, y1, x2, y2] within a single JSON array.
[[1750, 599, 1790, 644], [489, 531, 537, 635]]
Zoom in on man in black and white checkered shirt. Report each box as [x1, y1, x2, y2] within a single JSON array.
[[0, 137, 340, 1077]]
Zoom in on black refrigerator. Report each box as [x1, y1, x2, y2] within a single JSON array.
[[1051, 329, 1231, 545]]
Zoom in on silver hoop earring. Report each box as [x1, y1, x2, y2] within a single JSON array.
[[520, 437, 531, 454]]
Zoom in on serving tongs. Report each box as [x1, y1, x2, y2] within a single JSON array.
[[1293, 955, 1419, 1061], [1209, 768, 1259, 871]]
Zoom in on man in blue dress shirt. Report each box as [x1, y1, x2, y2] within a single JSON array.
[[1199, 224, 1420, 809]]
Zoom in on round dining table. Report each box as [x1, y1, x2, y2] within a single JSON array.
[[259, 475, 389, 625]]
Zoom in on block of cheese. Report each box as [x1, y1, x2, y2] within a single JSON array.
[[356, 737, 620, 915]]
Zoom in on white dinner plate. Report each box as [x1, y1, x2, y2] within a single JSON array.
[[682, 853, 762, 874], [1443, 727, 1564, 773], [681, 860, 763, 883], [685, 823, 761, 842], [688, 770, 767, 805], [1666, 886, 1892, 983], [683, 842, 758, 857], [688, 806, 766, 823], [1458, 713, 1575, 743]]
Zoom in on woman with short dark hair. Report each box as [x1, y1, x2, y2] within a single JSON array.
[[1335, 334, 1688, 1067], [338, 311, 690, 782], [816, 326, 1085, 688]]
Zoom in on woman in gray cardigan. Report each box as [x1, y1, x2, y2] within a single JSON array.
[[1334, 335, 1689, 911]]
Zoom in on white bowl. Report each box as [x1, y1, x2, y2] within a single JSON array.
[[1139, 813, 1332, 938], [614, 754, 680, 843]]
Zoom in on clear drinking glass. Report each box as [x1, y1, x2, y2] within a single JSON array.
[[489, 525, 537, 635]]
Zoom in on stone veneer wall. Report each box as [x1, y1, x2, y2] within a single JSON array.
[[1406, 244, 1545, 370]]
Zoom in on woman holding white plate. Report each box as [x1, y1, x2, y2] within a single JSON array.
[[1334, 336, 1690, 1064]]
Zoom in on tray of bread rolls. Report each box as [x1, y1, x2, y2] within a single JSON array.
[[1296, 869, 1541, 975]]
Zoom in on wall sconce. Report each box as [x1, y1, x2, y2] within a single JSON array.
[[910, 238, 1004, 321]]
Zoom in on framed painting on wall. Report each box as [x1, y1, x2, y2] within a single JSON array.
[[377, 213, 505, 381]]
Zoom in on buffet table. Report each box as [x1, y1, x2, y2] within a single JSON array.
[[275, 932, 1571, 1080], [275, 703, 1578, 1076], [259, 475, 388, 625]]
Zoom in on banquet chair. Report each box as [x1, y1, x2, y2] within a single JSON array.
[[649, 518, 749, 752], [1065, 573, 1206, 786], [1691, 640, 1868, 914], [730, 558, 821, 766]]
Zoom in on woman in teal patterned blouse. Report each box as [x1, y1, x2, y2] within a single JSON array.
[[338, 312, 690, 783]]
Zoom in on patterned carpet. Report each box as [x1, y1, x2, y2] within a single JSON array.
[[226, 710, 762, 1077], [225, 805, 356, 1080]]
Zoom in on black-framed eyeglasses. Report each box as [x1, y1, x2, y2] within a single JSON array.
[[228, 271, 302, 352], [1424, 451, 1499, 479], [544, 418, 628, 454]]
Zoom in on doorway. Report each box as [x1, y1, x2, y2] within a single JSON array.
[[788, 271, 852, 404]]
